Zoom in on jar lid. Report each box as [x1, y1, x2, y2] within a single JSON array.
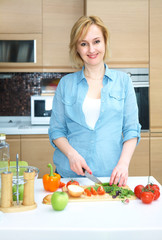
[[0, 133, 6, 140]]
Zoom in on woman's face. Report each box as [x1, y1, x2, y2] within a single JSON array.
[[77, 24, 105, 67]]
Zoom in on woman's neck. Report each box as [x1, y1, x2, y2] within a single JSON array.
[[84, 62, 105, 81]]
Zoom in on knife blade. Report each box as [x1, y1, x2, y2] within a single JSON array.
[[82, 168, 103, 184]]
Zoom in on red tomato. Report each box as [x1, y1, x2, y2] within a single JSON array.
[[141, 191, 154, 204], [91, 187, 97, 195], [97, 186, 105, 195], [59, 181, 65, 188], [134, 185, 144, 199], [153, 189, 160, 200], [84, 188, 92, 197], [66, 180, 79, 188], [145, 183, 160, 192]]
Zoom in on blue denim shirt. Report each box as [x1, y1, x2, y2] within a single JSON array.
[[49, 64, 141, 178]]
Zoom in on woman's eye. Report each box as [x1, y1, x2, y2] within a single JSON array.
[[95, 40, 100, 44], [81, 42, 86, 46]]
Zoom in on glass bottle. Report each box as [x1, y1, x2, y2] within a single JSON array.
[[0, 133, 10, 170]]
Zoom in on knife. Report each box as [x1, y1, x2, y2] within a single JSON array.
[[82, 168, 103, 184]]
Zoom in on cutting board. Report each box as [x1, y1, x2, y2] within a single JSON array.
[[62, 185, 136, 202]]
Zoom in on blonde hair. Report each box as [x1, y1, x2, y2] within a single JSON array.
[[69, 15, 110, 69]]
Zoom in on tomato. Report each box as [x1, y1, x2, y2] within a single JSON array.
[[84, 188, 92, 197], [91, 187, 97, 195], [153, 189, 160, 200], [141, 191, 154, 204], [97, 186, 105, 195], [134, 185, 144, 199], [59, 181, 65, 188], [145, 183, 160, 192], [66, 180, 79, 188]]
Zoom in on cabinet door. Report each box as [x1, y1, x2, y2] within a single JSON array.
[[43, 0, 84, 71], [21, 135, 55, 178], [150, 0, 162, 131], [0, 0, 42, 33], [86, 0, 149, 67], [150, 134, 162, 185], [129, 134, 149, 176], [6, 135, 21, 161]]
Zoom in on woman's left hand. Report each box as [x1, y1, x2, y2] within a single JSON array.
[[109, 163, 128, 187]]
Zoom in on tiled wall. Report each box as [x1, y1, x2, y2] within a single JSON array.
[[0, 72, 67, 116]]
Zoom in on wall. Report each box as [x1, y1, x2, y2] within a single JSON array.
[[0, 72, 67, 116]]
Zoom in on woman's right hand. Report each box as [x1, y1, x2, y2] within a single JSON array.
[[67, 149, 92, 176], [53, 137, 92, 176]]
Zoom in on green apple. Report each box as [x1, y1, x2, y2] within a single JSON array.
[[12, 184, 24, 201], [51, 191, 68, 211]]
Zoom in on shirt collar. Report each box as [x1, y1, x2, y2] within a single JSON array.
[[77, 64, 114, 84]]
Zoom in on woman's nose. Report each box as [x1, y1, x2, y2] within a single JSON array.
[[89, 43, 95, 53]]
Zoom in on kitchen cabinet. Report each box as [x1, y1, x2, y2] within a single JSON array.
[[6, 135, 21, 161], [150, 133, 162, 184], [21, 135, 55, 178], [86, 0, 149, 68], [43, 0, 84, 72], [0, 0, 42, 34], [129, 132, 149, 176], [150, 0, 162, 132]]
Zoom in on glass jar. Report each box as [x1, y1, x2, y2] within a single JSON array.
[[0, 133, 10, 168]]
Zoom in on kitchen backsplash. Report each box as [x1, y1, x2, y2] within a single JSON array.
[[0, 72, 67, 116]]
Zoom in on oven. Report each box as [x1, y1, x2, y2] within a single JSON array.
[[115, 68, 149, 130]]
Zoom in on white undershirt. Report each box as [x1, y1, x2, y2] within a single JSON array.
[[82, 95, 101, 129]]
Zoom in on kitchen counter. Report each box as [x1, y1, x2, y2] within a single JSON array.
[[0, 117, 49, 135], [0, 176, 162, 240]]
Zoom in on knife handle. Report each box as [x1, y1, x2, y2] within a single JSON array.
[[82, 168, 85, 174]]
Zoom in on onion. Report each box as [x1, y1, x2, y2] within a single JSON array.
[[67, 185, 84, 197]]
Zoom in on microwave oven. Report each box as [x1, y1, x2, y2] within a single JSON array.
[[31, 95, 54, 125]]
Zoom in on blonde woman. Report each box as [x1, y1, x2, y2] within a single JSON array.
[[49, 16, 141, 186]]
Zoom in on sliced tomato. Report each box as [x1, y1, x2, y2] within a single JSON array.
[[84, 188, 92, 197], [97, 186, 105, 195], [141, 191, 154, 204], [90, 187, 97, 195], [153, 189, 160, 200], [66, 180, 79, 188], [134, 185, 144, 199], [59, 181, 65, 188]]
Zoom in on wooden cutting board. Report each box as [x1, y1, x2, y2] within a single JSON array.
[[62, 185, 136, 202]]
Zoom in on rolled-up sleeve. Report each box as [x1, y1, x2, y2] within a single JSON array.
[[122, 76, 141, 145], [48, 80, 67, 149]]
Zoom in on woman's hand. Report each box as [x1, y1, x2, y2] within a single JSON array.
[[67, 149, 92, 176], [53, 137, 92, 176], [109, 138, 137, 187], [109, 162, 128, 187]]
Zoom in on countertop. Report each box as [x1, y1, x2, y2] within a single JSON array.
[[0, 176, 162, 240], [0, 117, 49, 135]]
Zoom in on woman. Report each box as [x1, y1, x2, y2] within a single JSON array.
[[49, 16, 141, 186]]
